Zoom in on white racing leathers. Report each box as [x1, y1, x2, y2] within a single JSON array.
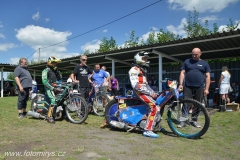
[[128, 65, 160, 131]]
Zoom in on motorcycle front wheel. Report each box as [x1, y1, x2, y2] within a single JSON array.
[[65, 94, 88, 124], [167, 98, 210, 139]]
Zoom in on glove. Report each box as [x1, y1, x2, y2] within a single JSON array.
[[52, 83, 57, 87], [151, 92, 158, 100]]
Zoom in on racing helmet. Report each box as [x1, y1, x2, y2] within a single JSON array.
[[47, 56, 61, 70], [134, 51, 150, 67]]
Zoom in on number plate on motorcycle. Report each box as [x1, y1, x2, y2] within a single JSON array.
[[119, 103, 126, 108]]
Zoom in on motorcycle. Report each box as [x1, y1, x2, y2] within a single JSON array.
[[105, 79, 210, 139], [27, 82, 89, 124]]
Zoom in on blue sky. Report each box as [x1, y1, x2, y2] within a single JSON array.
[[0, 0, 240, 68]]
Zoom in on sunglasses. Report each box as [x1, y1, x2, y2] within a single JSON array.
[[82, 59, 87, 61]]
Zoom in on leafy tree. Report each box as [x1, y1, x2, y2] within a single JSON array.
[[98, 37, 118, 53], [156, 29, 180, 43], [83, 49, 90, 55], [7, 72, 16, 86], [224, 18, 240, 32], [184, 8, 212, 37], [29, 59, 45, 65], [213, 23, 218, 34], [124, 30, 139, 48], [146, 30, 156, 44], [7, 72, 15, 80]]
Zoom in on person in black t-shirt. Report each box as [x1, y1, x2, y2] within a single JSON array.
[[71, 55, 93, 102]]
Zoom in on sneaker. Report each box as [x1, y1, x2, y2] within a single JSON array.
[[191, 121, 201, 128], [177, 122, 186, 128], [22, 112, 27, 118], [18, 113, 24, 118], [47, 117, 55, 124], [143, 131, 159, 138]]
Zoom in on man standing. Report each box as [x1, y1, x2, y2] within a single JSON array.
[[88, 64, 109, 93], [14, 58, 32, 118], [71, 55, 93, 102], [101, 66, 111, 93], [178, 48, 211, 128]]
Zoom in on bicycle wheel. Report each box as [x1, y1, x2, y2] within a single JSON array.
[[31, 96, 38, 111], [92, 93, 110, 116], [65, 95, 88, 124], [167, 98, 210, 139]]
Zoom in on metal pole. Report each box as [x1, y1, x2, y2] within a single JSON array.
[[112, 60, 115, 77], [158, 55, 162, 92], [1, 67, 4, 98], [38, 48, 40, 63]]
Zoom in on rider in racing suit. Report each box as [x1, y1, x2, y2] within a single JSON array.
[[129, 51, 159, 138], [42, 56, 62, 124]]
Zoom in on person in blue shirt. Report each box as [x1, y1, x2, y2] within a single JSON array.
[[178, 47, 211, 128], [88, 63, 109, 93]]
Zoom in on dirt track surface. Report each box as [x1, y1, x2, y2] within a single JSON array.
[[1, 116, 174, 160]]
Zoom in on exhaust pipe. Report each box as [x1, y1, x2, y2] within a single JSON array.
[[27, 110, 45, 119]]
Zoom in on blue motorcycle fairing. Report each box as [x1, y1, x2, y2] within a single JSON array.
[[156, 90, 172, 106], [119, 105, 148, 125]]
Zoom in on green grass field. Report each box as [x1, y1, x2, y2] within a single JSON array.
[[0, 97, 240, 160]]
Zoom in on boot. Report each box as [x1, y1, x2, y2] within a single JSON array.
[[47, 106, 55, 124], [47, 117, 55, 124]]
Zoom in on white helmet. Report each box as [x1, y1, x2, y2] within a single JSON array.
[[134, 51, 150, 67]]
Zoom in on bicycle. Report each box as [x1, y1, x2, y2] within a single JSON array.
[[29, 82, 89, 124], [88, 84, 111, 116]]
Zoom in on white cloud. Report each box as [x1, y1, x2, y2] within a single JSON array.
[[15, 25, 73, 60], [81, 40, 101, 53], [0, 43, 17, 51], [103, 29, 108, 33], [138, 27, 159, 42], [31, 52, 79, 62], [151, 27, 158, 31], [200, 15, 218, 22], [9, 57, 20, 65], [218, 20, 240, 32], [167, 0, 240, 12], [32, 12, 40, 21], [45, 18, 50, 22], [0, 33, 5, 39], [166, 18, 187, 37], [0, 22, 3, 28]]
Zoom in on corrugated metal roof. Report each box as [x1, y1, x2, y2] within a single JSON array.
[[1, 29, 240, 75]]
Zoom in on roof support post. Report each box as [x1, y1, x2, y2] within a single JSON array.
[[1, 67, 4, 98], [33, 70, 36, 81], [104, 56, 132, 66], [158, 55, 162, 92], [151, 49, 183, 63], [112, 60, 115, 77]]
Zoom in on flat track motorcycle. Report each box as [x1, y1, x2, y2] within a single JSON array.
[[105, 79, 210, 139], [27, 82, 88, 124]]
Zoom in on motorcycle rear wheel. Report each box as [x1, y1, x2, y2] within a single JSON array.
[[65, 95, 88, 124], [167, 98, 210, 139]]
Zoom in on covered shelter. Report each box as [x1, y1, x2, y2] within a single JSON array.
[[1, 29, 240, 97]]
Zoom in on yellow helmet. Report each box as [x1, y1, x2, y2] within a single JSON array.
[[47, 56, 61, 70]]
